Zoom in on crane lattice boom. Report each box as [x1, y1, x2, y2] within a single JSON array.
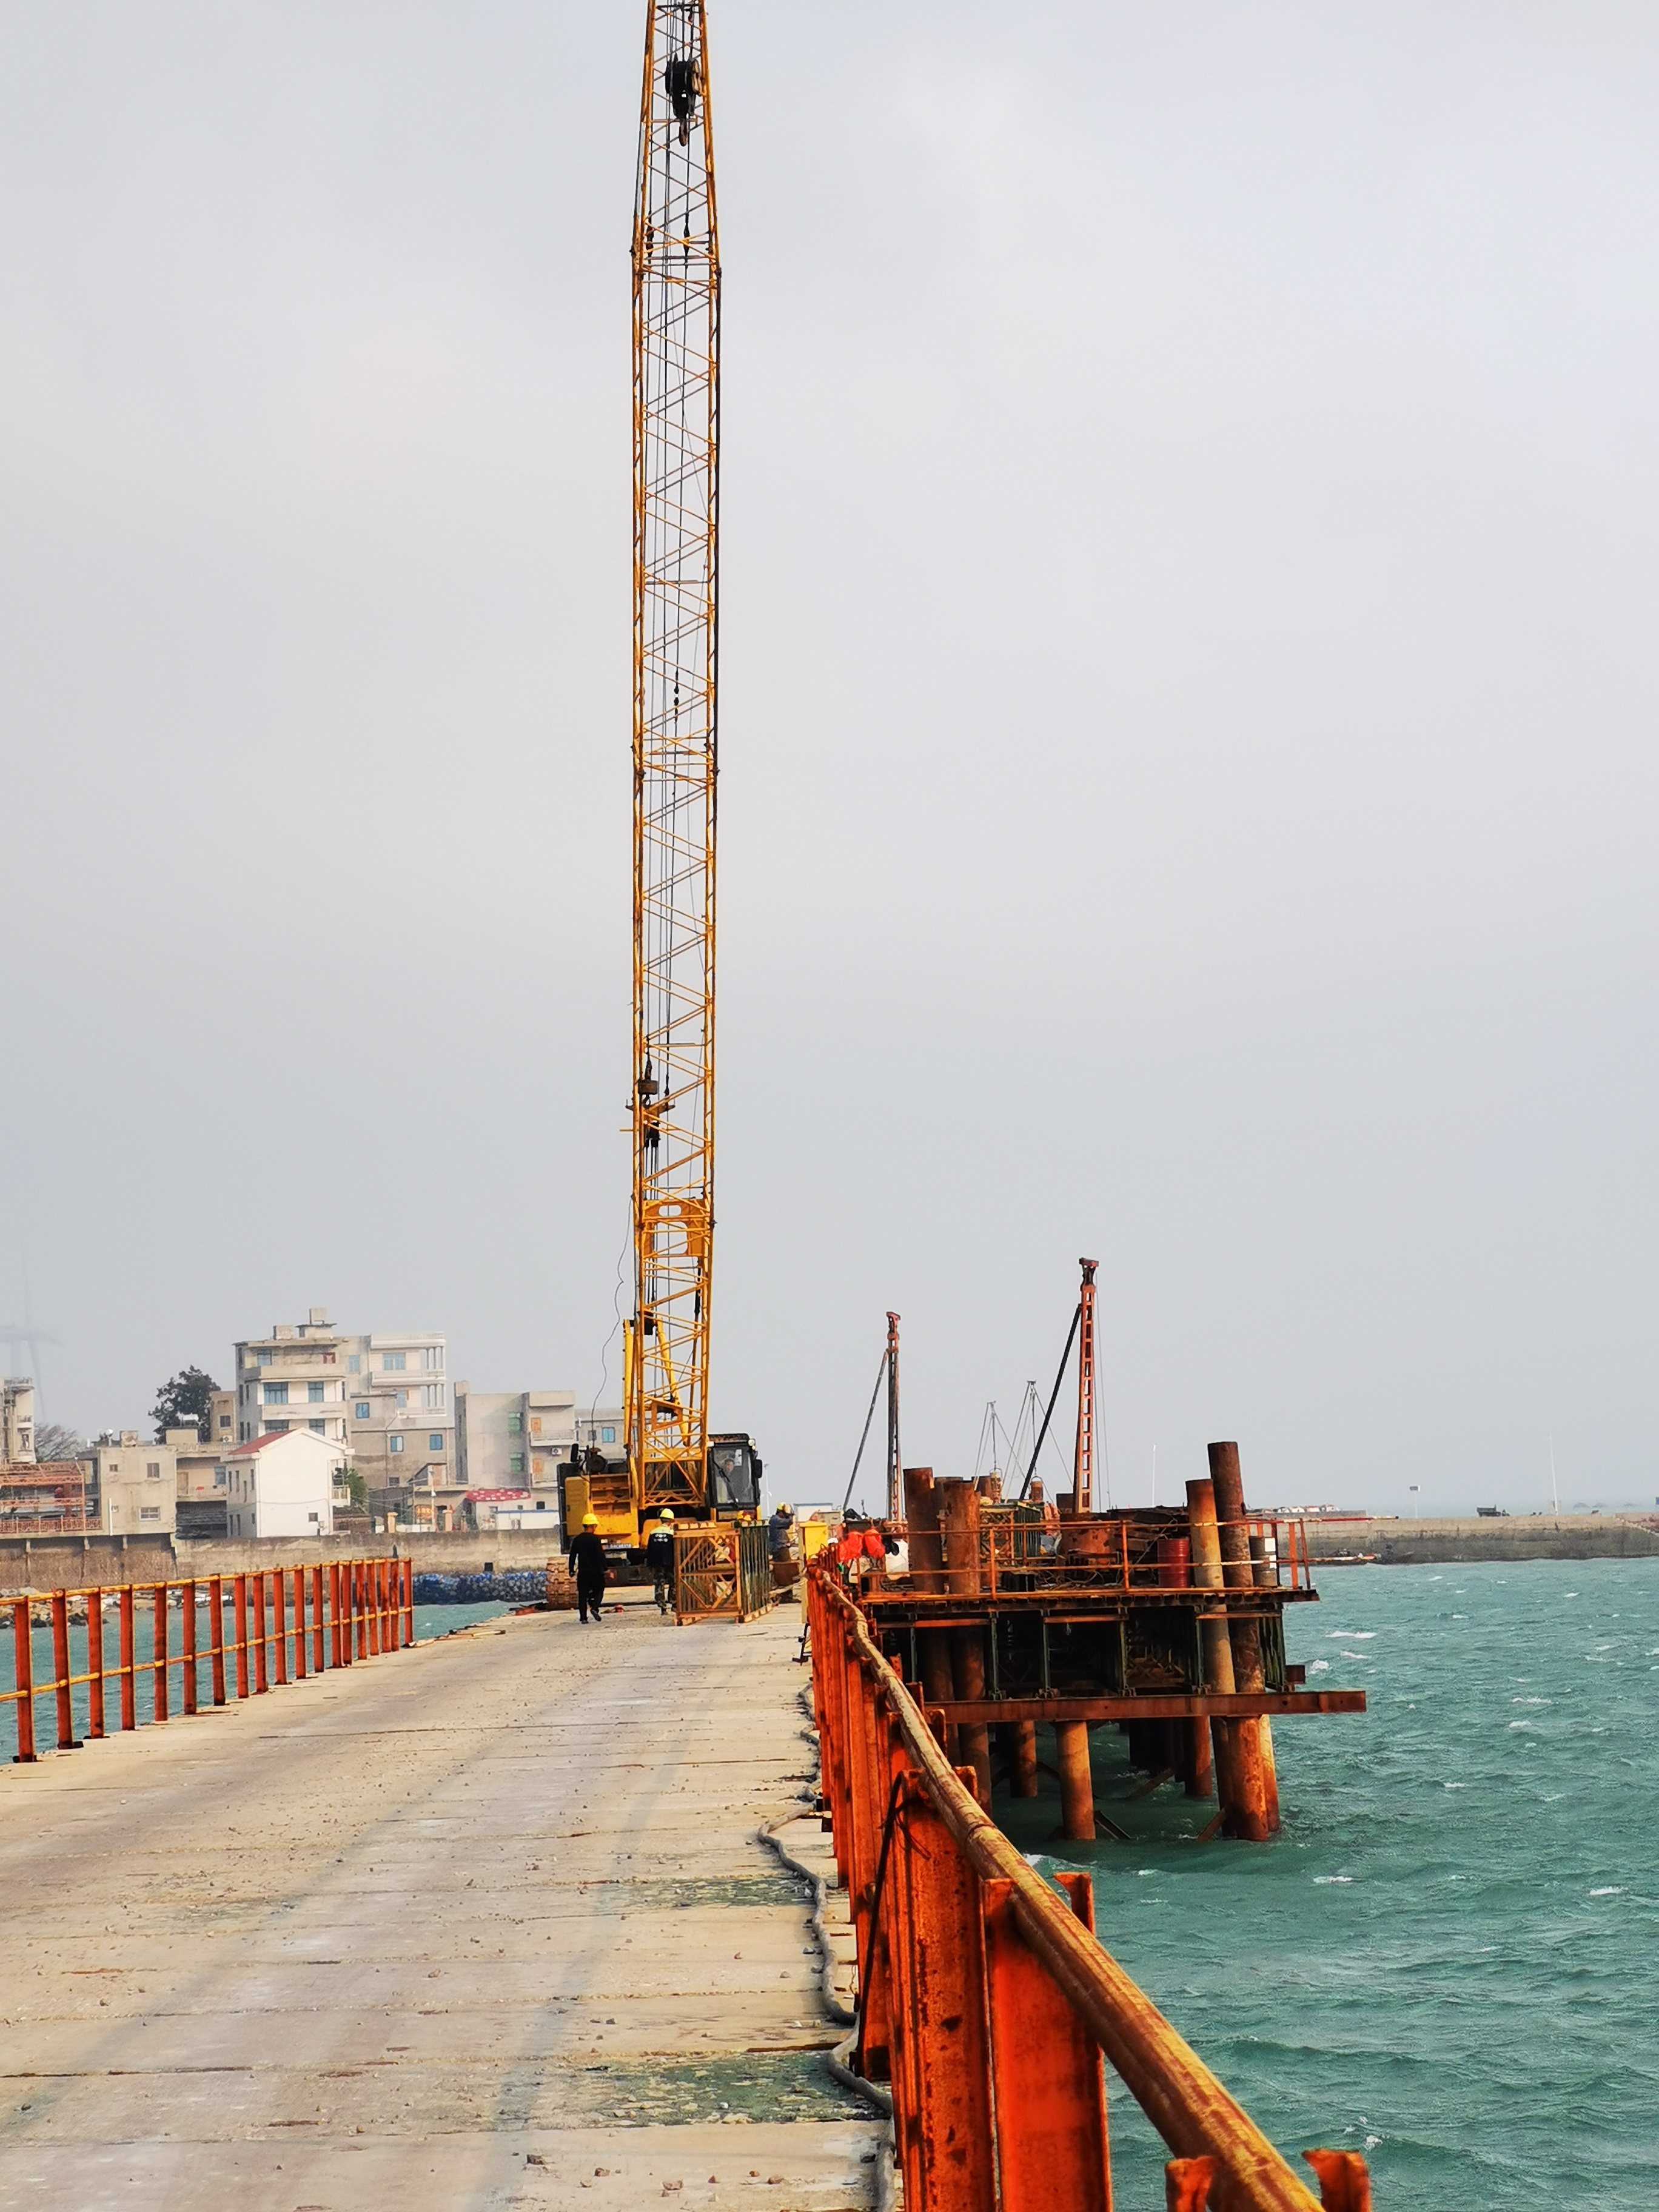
[[629, 0, 720, 1511]]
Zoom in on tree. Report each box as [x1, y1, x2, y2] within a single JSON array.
[[344, 1469, 367, 1508], [152, 1367, 221, 1443], [33, 1422, 86, 1463]]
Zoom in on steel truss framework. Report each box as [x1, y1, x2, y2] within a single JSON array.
[[629, 0, 720, 1508]]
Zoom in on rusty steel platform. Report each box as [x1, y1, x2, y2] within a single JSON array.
[[844, 1450, 1367, 1844]]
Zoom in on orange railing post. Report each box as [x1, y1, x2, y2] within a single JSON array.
[[356, 1562, 369, 1661], [329, 1561, 343, 1667], [1303, 2150, 1372, 2211], [233, 1574, 250, 1699], [152, 1584, 169, 1722], [403, 1557, 414, 1646], [982, 1870, 1110, 2211], [273, 1569, 288, 1686], [52, 1591, 79, 1750], [896, 1785, 996, 2210], [119, 1585, 136, 1730], [292, 1567, 307, 1679], [312, 1565, 326, 1673], [182, 1581, 198, 1715], [210, 1575, 227, 1706], [12, 1598, 36, 1762], [367, 1560, 382, 1658], [87, 1589, 106, 1738], [252, 1572, 269, 1693]]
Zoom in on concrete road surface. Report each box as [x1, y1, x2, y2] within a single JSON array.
[[0, 1593, 882, 2210]]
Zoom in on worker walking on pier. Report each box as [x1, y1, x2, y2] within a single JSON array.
[[645, 1507, 677, 1615], [568, 1511, 608, 1623]]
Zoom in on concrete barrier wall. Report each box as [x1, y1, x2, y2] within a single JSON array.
[[0, 1533, 179, 1595], [0, 1525, 571, 1595], [1301, 1514, 1659, 1564], [178, 1528, 569, 1580]]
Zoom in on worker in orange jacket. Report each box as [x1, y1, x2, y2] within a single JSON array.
[[835, 1509, 888, 1581]]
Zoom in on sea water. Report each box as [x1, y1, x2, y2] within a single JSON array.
[[1001, 1559, 1659, 2210]]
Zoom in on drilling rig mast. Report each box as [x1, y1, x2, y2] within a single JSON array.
[[625, 1, 745, 1523]]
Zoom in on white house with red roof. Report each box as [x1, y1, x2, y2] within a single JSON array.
[[219, 1427, 345, 1541]]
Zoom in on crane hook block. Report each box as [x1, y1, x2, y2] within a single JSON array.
[[665, 55, 697, 129]]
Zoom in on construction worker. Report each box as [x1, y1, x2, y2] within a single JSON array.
[[568, 1510, 608, 1623], [644, 1507, 677, 1615], [768, 1501, 802, 1592], [835, 1508, 886, 1583]]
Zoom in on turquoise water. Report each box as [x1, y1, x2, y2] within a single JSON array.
[[999, 1560, 1659, 2210], [0, 1598, 509, 1758]]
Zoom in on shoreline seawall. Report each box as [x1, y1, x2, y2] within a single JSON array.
[[0, 1524, 572, 1597], [1301, 1513, 1659, 1565]]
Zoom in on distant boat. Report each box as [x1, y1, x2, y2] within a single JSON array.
[[1475, 1506, 1510, 1518]]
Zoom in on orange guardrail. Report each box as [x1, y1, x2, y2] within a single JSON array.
[[806, 1567, 1372, 2212], [3, 1558, 415, 1762]]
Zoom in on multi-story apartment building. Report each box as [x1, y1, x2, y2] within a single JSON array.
[[230, 1310, 454, 1525], [233, 1311, 352, 1446], [209, 1389, 235, 1450], [338, 1327, 454, 1504], [84, 1433, 177, 1535], [1, 1377, 35, 1463], [452, 1388, 625, 1527]]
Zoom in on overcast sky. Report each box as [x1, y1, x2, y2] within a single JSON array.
[[4, 2, 1658, 1516]]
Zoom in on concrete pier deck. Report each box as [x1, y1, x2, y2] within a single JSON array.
[[0, 1595, 881, 2210]]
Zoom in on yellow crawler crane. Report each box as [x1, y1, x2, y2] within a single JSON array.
[[590, 0, 758, 1559]]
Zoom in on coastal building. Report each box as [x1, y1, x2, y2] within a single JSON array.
[[220, 1429, 343, 1540], [209, 1389, 235, 1449], [339, 1327, 454, 1509], [85, 1433, 178, 1536], [1, 1377, 35, 1464], [454, 1389, 626, 1524], [231, 1310, 455, 1521], [0, 1458, 90, 1533], [233, 1311, 352, 1446], [173, 1425, 229, 1537]]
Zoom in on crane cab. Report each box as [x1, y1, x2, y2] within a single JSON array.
[[707, 1432, 763, 1516]]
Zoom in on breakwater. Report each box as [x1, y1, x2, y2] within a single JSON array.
[[1301, 1514, 1659, 1564], [413, 1568, 558, 1606]]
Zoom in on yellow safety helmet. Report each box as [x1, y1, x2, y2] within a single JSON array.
[[776, 1501, 794, 1516], [581, 1510, 598, 1527], [658, 1507, 675, 1523]]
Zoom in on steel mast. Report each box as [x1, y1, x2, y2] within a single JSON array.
[[628, 0, 720, 1516]]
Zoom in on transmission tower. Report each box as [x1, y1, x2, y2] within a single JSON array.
[[628, 0, 720, 1511]]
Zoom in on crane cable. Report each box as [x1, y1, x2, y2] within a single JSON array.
[[840, 1349, 891, 1514], [1017, 1302, 1081, 1502]]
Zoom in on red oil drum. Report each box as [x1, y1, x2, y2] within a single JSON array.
[[1156, 1536, 1191, 1587]]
